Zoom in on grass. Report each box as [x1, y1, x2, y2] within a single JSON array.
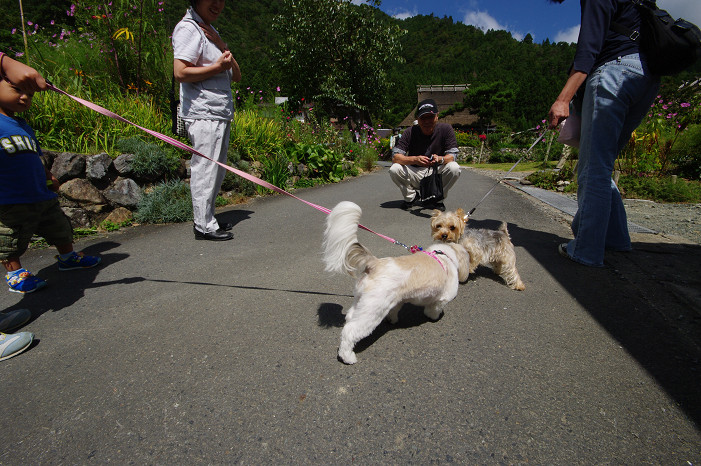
[[477, 162, 701, 204]]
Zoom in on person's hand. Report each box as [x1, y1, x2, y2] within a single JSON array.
[[415, 155, 433, 167], [548, 99, 569, 129], [2, 55, 47, 93], [199, 22, 228, 52], [215, 50, 234, 71]]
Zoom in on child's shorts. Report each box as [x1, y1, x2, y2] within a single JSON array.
[[0, 198, 73, 260]]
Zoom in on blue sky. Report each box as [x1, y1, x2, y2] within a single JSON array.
[[368, 0, 701, 44]]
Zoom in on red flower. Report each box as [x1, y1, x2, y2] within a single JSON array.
[[478, 134, 487, 141]]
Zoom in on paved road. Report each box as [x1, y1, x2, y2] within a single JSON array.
[[2, 166, 700, 464]]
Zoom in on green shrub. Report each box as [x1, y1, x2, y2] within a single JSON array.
[[221, 168, 257, 196], [489, 149, 521, 164], [525, 163, 576, 191], [258, 152, 291, 193], [670, 124, 701, 180], [135, 179, 193, 224], [455, 131, 479, 147], [287, 143, 344, 182], [618, 174, 701, 203], [115, 137, 180, 180], [231, 109, 285, 161]]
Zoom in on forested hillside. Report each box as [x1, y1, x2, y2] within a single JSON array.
[[3, 0, 699, 130]]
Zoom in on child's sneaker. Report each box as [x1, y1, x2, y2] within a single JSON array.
[[56, 252, 101, 271], [0, 332, 34, 361], [6, 269, 47, 294]]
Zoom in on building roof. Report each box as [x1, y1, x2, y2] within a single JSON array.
[[397, 84, 480, 128]]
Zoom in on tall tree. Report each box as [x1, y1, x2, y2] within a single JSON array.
[[272, 0, 405, 127]]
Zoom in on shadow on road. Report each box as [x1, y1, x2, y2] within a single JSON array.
[[507, 222, 701, 427]]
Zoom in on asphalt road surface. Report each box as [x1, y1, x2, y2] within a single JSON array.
[[2, 166, 700, 464]]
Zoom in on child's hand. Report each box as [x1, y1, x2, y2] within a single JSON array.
[[2, 55, 47, 92], [46, 174, 60, 192]]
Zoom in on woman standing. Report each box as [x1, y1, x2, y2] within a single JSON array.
[[547, 0, 660, 266], [172, 0, 241, 241]]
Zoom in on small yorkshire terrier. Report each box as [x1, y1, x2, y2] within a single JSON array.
[[324, 201, 470, 364], [430, 208, 525, 291]]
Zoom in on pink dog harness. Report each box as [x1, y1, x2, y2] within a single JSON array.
[[410, 245, 446, 271]]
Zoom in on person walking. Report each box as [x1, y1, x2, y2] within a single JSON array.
[[547, 0, 660, 267]]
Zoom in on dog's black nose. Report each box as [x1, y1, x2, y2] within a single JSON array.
[[441, 234, 447, 239]]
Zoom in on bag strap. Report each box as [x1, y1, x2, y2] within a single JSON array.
[[609, 0, 652, 41], [610, 21, 639, 41]]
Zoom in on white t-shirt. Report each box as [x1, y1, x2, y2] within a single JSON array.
[[172, 8, 234, 121]]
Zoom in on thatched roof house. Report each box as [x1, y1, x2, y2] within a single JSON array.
[[397, 84, 481, 129]]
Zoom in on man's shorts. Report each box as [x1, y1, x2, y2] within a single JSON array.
[[0, 198, 73, 260]]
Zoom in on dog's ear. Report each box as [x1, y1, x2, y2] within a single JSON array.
[[431, 209, 442, 218], [457, 208, 469, 224]]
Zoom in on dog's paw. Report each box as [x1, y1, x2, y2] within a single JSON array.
[[338, 351, 357, 365], [424, 308, 444, 321], [511, 280, 526, 291]]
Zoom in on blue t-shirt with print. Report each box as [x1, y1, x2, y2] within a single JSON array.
[[0, 114, 56, 205]]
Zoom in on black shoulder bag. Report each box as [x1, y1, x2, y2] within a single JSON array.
[[611, 0, 701, 76]]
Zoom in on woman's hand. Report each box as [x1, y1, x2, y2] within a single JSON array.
[[548, 100, 570, 129], [199, 22, 228, 52], [216, 50, 234, 71]]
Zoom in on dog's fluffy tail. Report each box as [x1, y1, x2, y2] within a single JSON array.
[[323, 201, 376, 278]]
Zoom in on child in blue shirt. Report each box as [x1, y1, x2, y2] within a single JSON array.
[[0, 52, 101, 294]]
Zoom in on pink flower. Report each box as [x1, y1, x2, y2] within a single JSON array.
[[681, 102, 691, 108]]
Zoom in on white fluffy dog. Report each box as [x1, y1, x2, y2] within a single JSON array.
[[323, 201, 470, 364]]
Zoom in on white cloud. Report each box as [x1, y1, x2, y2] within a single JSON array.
[[463, 10, 505, 32], [462, 10, 523, 40], [393, 9, 418, 20], [554, 25, 580, 44]]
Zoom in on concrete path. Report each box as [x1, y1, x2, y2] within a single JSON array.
[[1, 166, 699, 463]]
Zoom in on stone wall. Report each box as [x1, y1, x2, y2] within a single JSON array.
[[43, 150, 186, 229]]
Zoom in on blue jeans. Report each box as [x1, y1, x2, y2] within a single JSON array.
[[564, 54, 659, 266]]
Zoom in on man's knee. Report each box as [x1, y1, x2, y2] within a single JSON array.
[[389, 163, 406, 183], [444, 161, 461, 177]]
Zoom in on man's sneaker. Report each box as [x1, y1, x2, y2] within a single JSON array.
[[0, 332, 34, 361], [0, 309, 31, 332], [56, 252, 101, 271], [6, 269, 47, 294]]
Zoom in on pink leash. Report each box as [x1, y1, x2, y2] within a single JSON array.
[[46, 83, 401, 245]]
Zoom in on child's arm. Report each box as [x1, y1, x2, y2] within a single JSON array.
[[0, 52, 47, 92]]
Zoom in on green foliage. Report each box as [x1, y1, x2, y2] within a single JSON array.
[[287, 143, 344, 182], [455, 131, 479, 147], [618, 175, 701, 203], [115, 137, 180, 180], [231, 109, 285, 162], [135, 179, 193, 224], [488, 150, 521, 164], [525, 164, 576, 192], [257, 152, 291, 193], [670, 124, 701, 180], [220, 169, 258, 197], [25, 73, 170, 154], [272, 0, 405, 124], [99, 219, 133, 231]]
